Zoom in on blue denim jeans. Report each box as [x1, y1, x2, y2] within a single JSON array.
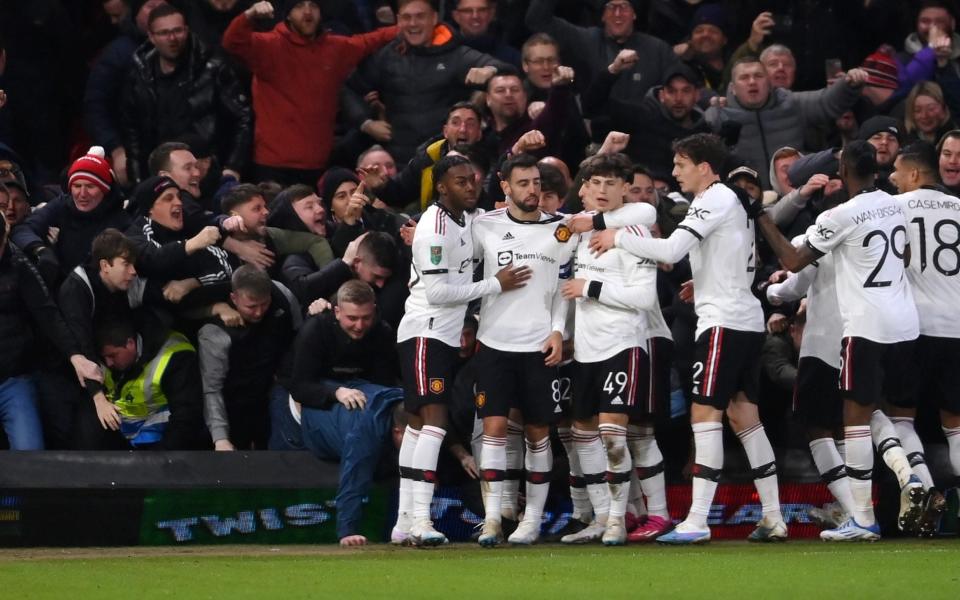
[[0, 375, 45, 450]]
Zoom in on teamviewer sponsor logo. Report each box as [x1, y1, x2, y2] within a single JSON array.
[[497, 250, 513, 266]]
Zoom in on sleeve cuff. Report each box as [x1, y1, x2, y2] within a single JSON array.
[[593, 213, 606, 230], [586, 280, 602, 300]]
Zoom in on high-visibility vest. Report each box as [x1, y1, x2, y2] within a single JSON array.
[[104, 331, 194, 445], [418, 139, 447, 211]]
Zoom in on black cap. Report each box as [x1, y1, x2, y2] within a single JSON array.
[[131, 175, 180, 217], [857, 116, 901, 143], [662, 63, 703, 88]]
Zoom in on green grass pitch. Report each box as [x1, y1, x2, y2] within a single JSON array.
[[1, 541, 959, 599]]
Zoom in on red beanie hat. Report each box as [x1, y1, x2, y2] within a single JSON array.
[[68, 146, 114, 195]]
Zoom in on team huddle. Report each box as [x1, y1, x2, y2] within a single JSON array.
[[389, 132, 960, 546]]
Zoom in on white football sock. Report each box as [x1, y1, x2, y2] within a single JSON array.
[[411, 425, 445, 520], [396, 425, 419, 529], [891, 417, 933, 490], [845, 426, 876, 527], [627, 424, 668, 518], [870, 410, 913, 487], [944, 426, 960, 477], [687, 421, 723, 530], [573, 427, 610, 518], [599, 423, 631, 519], [559, 426, 591, 522], [523, 437, 552, 524], [737, 423, 783, 523], [503, 420, 524, 518], [809, 437, 856, 518], [480, 435, 506, 523]]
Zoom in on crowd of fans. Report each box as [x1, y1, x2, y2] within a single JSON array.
[[1, 0, 959, 540]]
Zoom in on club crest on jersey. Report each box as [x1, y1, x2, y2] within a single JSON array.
[[475, 391, 486, 408], [430, 246, 442, 265], [429, 378, 445, 394], [554, 224, 572, 243]]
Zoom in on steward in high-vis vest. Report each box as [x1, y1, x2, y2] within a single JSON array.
[[95, 318, 208, 450]]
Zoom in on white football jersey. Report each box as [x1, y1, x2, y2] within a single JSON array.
[[895, 187, 960, 338], [473, 208, 576, 352], [615, 182, 764, 338], [767, 249, 842, 369], [572, 221, 658, 362], [806, 189, 919, 343], [397, 204, 499, 347]]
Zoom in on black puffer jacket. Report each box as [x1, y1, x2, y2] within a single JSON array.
[[120, 33, 252, 183], [345, 24, 506, 164], [0, 241, 79, 381], [10, 189, 131, 280]]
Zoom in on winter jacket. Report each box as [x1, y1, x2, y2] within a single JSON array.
[[582, 69, 711, 180], [125, 216, 233, 287], [705, 80, 861, 188], [11, 190, 131, 280], [83, 17, 142, 153], [345, 24, 507, 164], [0, 241, 79, 381], [222, 14, 397, 170], [120, 33, 252, 183], [526, 0, 679, 112]]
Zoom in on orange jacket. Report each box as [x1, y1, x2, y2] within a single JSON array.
[[223, 15, 397, 170]]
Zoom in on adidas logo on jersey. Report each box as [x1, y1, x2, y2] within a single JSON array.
[[611, 396, 624, 405], [502, 232, 515, 240]]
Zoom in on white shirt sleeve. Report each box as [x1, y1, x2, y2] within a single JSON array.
[[415, 230, 501, 305], [766, 265, 815, 304], [806, 208, 850, 255], [600, 202, 657, 228], [614, 226, 700, 264]]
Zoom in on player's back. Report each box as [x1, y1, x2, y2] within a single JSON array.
[[473, 209, 574, 352], [808, 189, 918, 343], [896, 187, 960, 338]]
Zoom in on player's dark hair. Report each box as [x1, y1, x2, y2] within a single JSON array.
[[450, 143, 490, 174], [446, 101, 481, 123], [500, 152, 539, 182], [581, 153, 632, 182], [221, 183, 265, 214], [631, 164, 654, 180], [672, 133, 728, 176], [486, 66, 523, 92], [433, 154, 474, 192], [357, 231, 397, 271], [936, 129, 960, 154], [231, 265, 272, 299], [398, 0, 438, 11], [898, 141, 939, 177], [148, 142, 191, 176], [841, 140, 878, 179], [147, 3, 184, 29], [538, 162, 568, 197], [95, 316, 136, 350], [91, 228, 138, 266]]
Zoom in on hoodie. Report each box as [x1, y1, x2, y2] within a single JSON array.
[[222, 13, 398, 170]]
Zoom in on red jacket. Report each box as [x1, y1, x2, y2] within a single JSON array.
[[223, 16, 397, 170]]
